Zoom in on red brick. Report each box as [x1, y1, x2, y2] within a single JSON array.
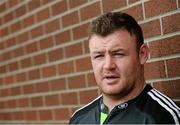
[[28, 69, 41, 80], [5, 37, 16, 48], [45, 18, 60, 33], [51, 0, 67, 16], [144, 61, 166, 79], [33, 53, 47, 65], [11, 86, 21, 95], [18, 98, 30, 107], [8, 0, 18, 8], [7, 99, 17, 108], [61, 92, 78, 105], [39, 110, 53, 120], [80, 2, 101, 21], [0, 101, 5, 109], [0, 18, 2, 26], [0, 88, 11, 97], [0, 65, 6, 74], [0, 42, 5, 50], [20, 57, 32, 68], [72, 23, 90, 40], [4, 12, 14, 23], [122, 4, 143, 21], [4, 75, 15, 84], [58, 61, 74, 75], [22, 14, 35, 28], [153, 79, 180, 98], [8, 61, 18, 72], [45, 94, 60, 106], [25, 42, 38, 54], [13, 111, 24, 120], [68, 75, 86, 89], [39, 36, 54, 50], [149, 35, 180, 58], [128, 0, 139, 4], [87, 72, 97, 87], [2, 51, 12, 61], [144, 0, 177, 18], [17, 32, 29, 44], [13, 47, 25, 57], [141, 19, 161, 39], [75, 56, 92, 72], [36, 7, 50, 22], [0, 2, 6, 13], [79, 89, 98, 104], [49, 78, 66, 91], [102, 0, 126, 13], [15, 5, 26, 18], [31, 25, 43, 38], [0, 112, 13, 120], [42, 65, 57, 78], [36, 81, 50, 93], [65, 42, 83, 58], [10, 21, 21, 33], [0, 27, 9, 37], [54, 108, 69, 120], [17, 97, 30, 107], [0, 78, 4, 85], [47, 48, 63, 62], [62, 11, 79, 27], [31, 96, 43, 107], [69, 0, 87, 8], [16, 72, 27, 82], [27, 0, 41, 11], [42, 0, 54, 5], [166, 58, 180, 77], [54, 30, 71, 45], [83, 40, 89, 54], [24, 110, 38, 121], [23, 84, 35, 94], [162, 13, 180, 34]]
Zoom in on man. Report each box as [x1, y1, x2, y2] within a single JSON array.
[[69, 12, 180, 124]]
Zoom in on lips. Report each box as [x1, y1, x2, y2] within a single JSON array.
[[104, 75, 119, 79], [103, 74, 120, 84]]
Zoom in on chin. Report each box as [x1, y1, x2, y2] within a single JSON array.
[[102, 86, 124, 95]]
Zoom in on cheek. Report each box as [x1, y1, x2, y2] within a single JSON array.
[[91, 61, 103, 79], [117, 58, 139, 75]]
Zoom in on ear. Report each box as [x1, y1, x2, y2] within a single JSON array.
[[139, 44, 149, 65]]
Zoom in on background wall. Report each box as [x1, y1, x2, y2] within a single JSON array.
[[0, 0, 179, 124]]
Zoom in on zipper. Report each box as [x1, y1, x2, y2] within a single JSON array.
[[102, 107, 117, 124]]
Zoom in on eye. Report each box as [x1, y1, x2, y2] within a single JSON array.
[[94, 54, 104, 59], [113, 53, 124, 57]]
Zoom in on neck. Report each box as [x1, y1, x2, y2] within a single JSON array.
[[103, 81, 146, 113]]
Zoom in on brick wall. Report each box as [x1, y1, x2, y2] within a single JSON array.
[[0, 0, 179, 124]]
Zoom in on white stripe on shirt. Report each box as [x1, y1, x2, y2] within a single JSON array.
[[71, 95, 102, 118], [148, 91, 179, 124]]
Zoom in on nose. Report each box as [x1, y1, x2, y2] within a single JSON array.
[[103, 55, 116, 70]]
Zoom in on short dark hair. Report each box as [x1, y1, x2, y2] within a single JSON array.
[[89, 12, 144, 51]]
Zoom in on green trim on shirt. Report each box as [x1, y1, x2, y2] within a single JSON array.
[[100, 112, 108, 124]]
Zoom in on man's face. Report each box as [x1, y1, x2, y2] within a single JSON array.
[[89, 30, 147, 97]]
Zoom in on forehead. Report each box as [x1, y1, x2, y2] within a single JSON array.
[[89, 30, 136, 52]]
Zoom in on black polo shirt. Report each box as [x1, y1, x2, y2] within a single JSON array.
[[69, 84, 180, 124]]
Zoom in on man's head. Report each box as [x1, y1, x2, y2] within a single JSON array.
[[89, 12, 144, 52], [88, 12, 148, 100]]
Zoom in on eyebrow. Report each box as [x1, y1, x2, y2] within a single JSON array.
[[91, 51, 104, 55], [111, 48, 124, 53], [91, 48, 124, 54]]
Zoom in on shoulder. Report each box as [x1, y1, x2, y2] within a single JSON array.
[[145, 87, 180, 124], [69, 95, 102, 124]]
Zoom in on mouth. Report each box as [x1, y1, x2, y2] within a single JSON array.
[[104, 75, 119, 79], [103, 75, 120, 83]]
